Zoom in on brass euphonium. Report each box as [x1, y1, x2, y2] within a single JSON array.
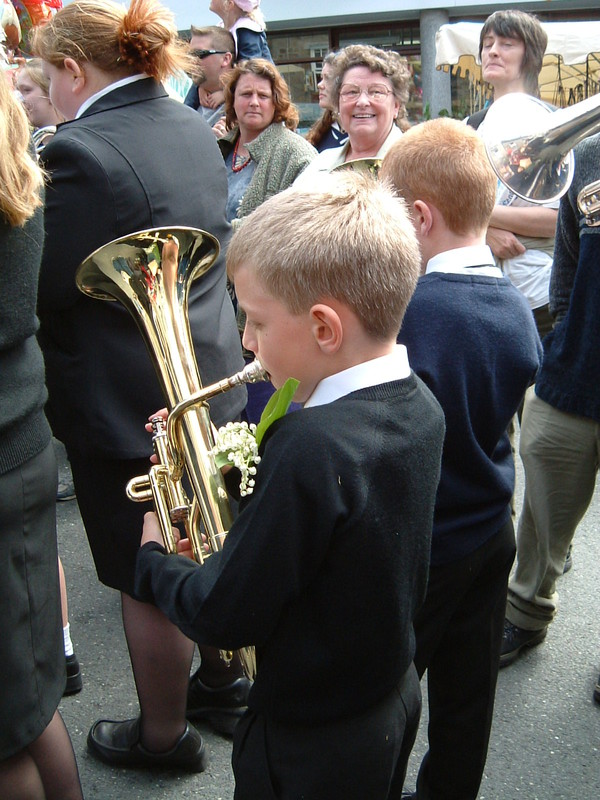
[[76, 227, 267, 679]]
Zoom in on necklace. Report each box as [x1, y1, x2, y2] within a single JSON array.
[[232, 137, 252, 173]]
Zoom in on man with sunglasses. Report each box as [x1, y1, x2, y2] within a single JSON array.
[[184, 25, 235, 133]]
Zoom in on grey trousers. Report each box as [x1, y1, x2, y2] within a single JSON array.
[[507, 389, 600, 630]]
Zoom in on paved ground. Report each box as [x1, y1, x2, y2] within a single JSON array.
[[54, 439, 599, 800]]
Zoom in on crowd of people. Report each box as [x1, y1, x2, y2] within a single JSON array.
[[1, 1, 598, 798]]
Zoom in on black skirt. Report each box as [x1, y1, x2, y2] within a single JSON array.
[[0, 442, 64, 758], [65, 447, 152, 597]]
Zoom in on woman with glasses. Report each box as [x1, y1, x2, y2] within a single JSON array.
[[298, 44, 411, 179]]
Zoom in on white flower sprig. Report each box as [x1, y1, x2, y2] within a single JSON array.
[[211, 421, 261, 496]]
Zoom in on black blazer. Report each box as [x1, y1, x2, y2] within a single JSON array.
[[38, 78, 245, 457]]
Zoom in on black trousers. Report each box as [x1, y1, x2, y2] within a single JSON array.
[[413, 520, 516, 800], [232, 664, 421, 800]]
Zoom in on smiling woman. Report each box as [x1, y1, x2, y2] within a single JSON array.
[[295, 44, 411, 179]]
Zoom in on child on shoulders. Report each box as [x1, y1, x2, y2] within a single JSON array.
[[210, 0, 273, 63]]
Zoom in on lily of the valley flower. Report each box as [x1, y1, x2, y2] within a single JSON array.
[[212, 421, 261, 497], [211, 377, 300, 496]]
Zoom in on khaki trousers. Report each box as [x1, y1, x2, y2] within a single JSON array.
[[507, 389, 600, 630]]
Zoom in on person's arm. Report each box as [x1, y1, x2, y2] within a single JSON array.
[[486, 206, 558, 260], [134, 419, 342, 649], [489, 205, 558, 238], [486, 226, 526, 259], [39, 134, 118, 313], [549, 185, 581, 323]]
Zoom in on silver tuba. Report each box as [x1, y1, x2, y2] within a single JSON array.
[[483, 92, 600, 205], [76, 227, 267, 678]]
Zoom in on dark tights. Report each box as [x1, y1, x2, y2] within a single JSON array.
[[0, 711, 83, 800], [121, 593, 243, 753]]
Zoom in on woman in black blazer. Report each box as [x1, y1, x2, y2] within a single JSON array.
[[34, 0, 247, 773]]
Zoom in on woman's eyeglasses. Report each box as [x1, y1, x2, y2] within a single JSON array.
[[339, 84, 393, 102]]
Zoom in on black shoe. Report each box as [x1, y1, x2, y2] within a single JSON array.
[[87, 718, 207, 772], [500, 619, 547, 667], [186, 670, 251, 736], [594, 673, 600, 705], [563, 544, 573, 574], [64, 653, 83, 696], [56, 478, 76, 502]]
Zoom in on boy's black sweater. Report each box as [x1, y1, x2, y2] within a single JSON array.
[[136, 374, 444, 724]]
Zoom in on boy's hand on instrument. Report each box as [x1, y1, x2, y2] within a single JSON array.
[[146, 409, 168, 463], [141, 511, 174, 548], [176, 537, 195, 559], [145, 408, 168, 432]]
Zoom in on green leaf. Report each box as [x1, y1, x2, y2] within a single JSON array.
[[254, 378, 299, 447], [213, 450, 231, 470]]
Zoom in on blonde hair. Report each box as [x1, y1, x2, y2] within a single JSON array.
[[332, 44, 411, 130], [227, 171, 420, 340], [380, 118, 496, 235], [17, 58, 50, 95], [228, 0, 266, 30], [223, 58, 299, 130], [189, 25, 235, 56], [32, 0, 195, 81], [0, 75, 43, 227]]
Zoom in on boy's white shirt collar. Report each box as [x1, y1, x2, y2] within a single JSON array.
[[75, 74, 148, 119], [425, 244, 503, 278], [304, 344, 411, 408]]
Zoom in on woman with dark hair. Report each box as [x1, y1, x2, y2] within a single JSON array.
[[305, 52, 348, 152], [33, 0, 247, 774], [0, 72, 83, 800], [469, 9, 557, 340]]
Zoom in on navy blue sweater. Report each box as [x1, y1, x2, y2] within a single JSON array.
[[535, 133, 600, 422], [399, 271, 542, 566]]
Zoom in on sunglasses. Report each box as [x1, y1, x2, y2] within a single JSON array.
[[191, 49, 228, 59]]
